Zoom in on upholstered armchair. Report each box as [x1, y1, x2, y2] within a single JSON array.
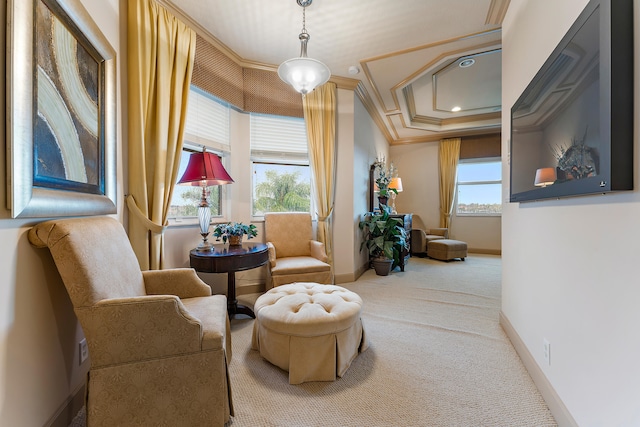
[[28, 217, 233, 427], [264, 212, 332, 288], [411, 227, 449, 256]]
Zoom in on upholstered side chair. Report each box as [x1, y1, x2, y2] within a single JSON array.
[[28, 216, 233, 427], [410, 227, 449, 256], [264, 212, 332, 288]]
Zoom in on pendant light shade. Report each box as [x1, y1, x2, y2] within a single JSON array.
[[278, 56, 331, 95], [278, 0, 330, 95]]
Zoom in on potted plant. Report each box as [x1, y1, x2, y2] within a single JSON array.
[[358, 205, 409, 276], [373, 156, 398, 206], [213, 222, 258, 245]]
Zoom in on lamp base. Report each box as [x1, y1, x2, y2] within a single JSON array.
[[197, 241, 214, 251], [197, 232, 213, 251]]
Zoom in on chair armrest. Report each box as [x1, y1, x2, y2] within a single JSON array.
[[266, 242, 277, 267], [77, 295, 203, 367], [310, 240, 329, 263], [428, 228, 449, 238], [143, 268, 212, 298]]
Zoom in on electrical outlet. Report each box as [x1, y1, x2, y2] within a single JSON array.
[[79, 339, 88, 365], [543, 338, 551, 366]]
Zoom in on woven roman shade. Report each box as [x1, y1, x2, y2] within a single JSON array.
[[459, 133, 501, 159], [192, 34, 243, 109], [192, 34, 303, 117], [244, 68, 303, 118]]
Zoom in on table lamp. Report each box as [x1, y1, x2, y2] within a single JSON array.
[[389, 177, 403, 214], [178, 150, 234, 250], [534, 168, 556, 187]]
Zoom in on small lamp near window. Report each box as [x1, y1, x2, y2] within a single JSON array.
[[389, 177, 403, 214], [178, 150, 234, 250], [534, 167, 557, 187]]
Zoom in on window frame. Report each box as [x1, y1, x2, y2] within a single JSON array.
[[168, 144, 230, 225], [455, 157, 502, 217], [249, 113, 313, 219], [168, 87, 231, 226]]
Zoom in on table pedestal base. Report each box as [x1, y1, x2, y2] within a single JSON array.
[[227, 271, 255, 318]]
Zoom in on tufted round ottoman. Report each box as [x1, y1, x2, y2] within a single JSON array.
[[251, 282, 368, 384]]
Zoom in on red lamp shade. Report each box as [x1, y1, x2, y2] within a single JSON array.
[[178, 152, 234, 186]]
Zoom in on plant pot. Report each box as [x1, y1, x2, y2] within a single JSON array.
[[228, 235, 243, 246], [378, 196, 388, 206], [372, 257, 393, 276]]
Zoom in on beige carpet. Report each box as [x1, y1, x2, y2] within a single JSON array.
[[70, 255, 556, 426], [229, 255, 557, 426]]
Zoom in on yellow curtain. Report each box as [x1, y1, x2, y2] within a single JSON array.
[[303, 83, 337, 275], [127, 0, 196, 270], [438, 138, 461, 229]]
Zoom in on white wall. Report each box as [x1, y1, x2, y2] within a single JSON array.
[[353, 96, 389, 273], [502, 1, 640, 425], [0, 0, 123, 425]]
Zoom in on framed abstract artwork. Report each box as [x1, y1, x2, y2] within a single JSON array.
[[6, 0, 116, 218]]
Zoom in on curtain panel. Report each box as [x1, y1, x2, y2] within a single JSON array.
[[303, 83, 337, 277], [127, 0, 196, 269], [438, 138, 461, 229]]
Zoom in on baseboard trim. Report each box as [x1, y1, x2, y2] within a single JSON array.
[[334, 272, 356, 284], [499, 311, 578, 427], [48, 382, 86, 427], [236, 283, 264, 296], [468, 248, 501, 255]]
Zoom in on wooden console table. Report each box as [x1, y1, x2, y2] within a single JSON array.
[[190, 242, 269, 319]]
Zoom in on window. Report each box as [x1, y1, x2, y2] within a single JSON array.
[[250, 114, 311, 216], [456, 159, 502, 215], [168, 87, 230, 220]]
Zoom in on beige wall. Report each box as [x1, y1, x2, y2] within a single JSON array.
[[503, 0, 640, 425], [0, 0, 123, 425], [390, 143, 502, 253]]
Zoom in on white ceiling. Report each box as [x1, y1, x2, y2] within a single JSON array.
[[162, 0, 510, 144]]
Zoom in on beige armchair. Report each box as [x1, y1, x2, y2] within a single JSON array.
[[28, 217, 233, 427], [264, 212, 332, 288], [411, 227, 449, 256]]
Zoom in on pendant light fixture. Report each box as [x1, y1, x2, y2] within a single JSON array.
[[278, 0, 331, 95]]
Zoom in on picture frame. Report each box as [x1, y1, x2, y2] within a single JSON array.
[[6, 0, 116, 218]]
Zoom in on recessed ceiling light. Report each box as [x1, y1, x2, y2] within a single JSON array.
[[459, 58, 475, 68], [451, 106, 461, 112]]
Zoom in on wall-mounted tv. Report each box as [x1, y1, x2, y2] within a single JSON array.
[[509, 0, 633, 203]]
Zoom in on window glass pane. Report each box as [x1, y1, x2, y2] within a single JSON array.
[[252, 163, 311, 216], [457, 161, 501, 182], [169, 149, 222, 218], [457, 183, 502, 214], [456, 159, 502, 215]]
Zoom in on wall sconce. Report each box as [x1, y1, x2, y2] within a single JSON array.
[[178, 150, 234, 250], [534, 168, 557, 187]]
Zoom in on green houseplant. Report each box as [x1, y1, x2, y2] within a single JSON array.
[[358, 205, 409, 275], [213, 222, 258, 245]]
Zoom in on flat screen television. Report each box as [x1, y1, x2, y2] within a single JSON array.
[[509, 0, 633, 203]]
